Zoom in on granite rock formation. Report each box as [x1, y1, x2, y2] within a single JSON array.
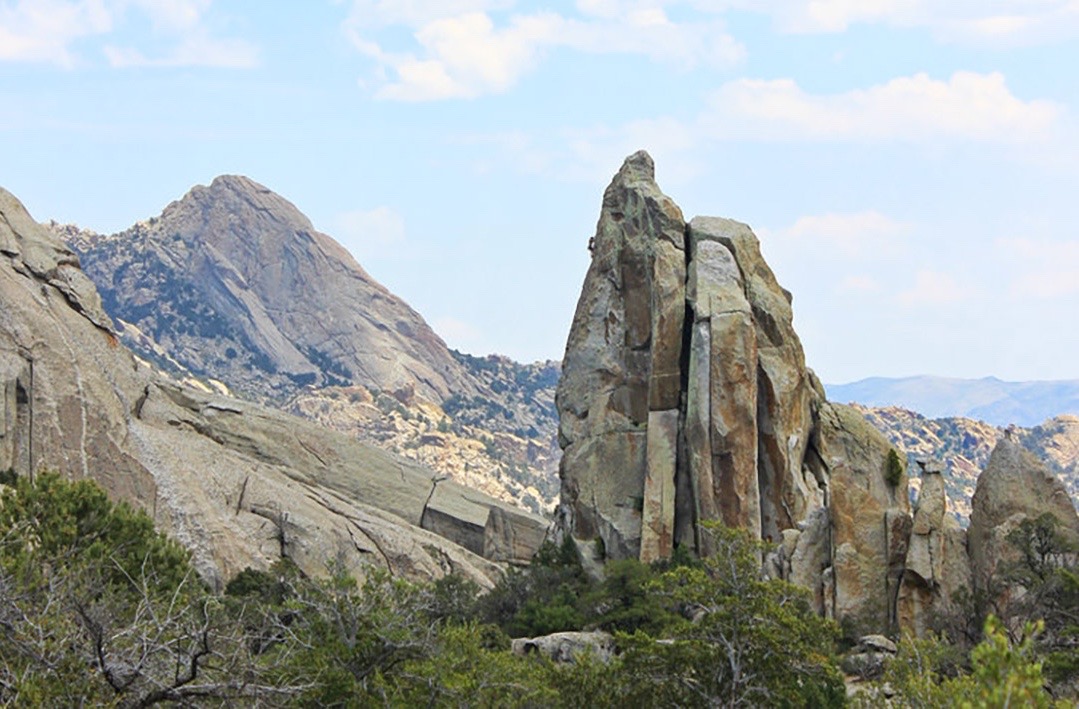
[[557, 152, 1079, 637], [556, 152, 911, 631], [53, 179, 562, 517], [851, 405, 1079, 524], [61, 176, 474, 404], [0, 186, 547, 590], [896, 459, 971, 636], [968, 438, 1079, 607]]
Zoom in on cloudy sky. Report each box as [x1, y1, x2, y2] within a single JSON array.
[[3, 1, 1079, 383]]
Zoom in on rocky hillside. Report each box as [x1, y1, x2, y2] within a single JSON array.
[[285, 357, 561, 515], [1, 184, 549, 591], [855, 405, 1079, 523], [554, 150, 1079, 639], [57, 176, 477, 403], [829, 375, 1079, 427], [52, 177, 560, 514]]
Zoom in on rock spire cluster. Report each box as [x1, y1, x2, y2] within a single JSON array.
[[555, 151, 1079, 635]]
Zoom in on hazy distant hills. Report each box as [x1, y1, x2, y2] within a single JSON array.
[[827, 376, 1079, 427]]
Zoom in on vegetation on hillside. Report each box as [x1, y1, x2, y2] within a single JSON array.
[[1, 473, 1074, 706]]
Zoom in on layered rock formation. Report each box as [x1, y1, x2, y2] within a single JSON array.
[[556, 152, 910, 631], [0, 186, 547, 590]]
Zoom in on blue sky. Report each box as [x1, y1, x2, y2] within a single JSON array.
[[3, 1, 1079, 383]]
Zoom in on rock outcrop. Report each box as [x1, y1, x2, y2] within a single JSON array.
[[511, 631, 616, 664], [54, 179, 562, 519], [968, 438, 1079, 604], [897, 459, 971, 636], [849, 405, 1079, 524], [1, 186, 547, 590], [555, 152, 686, 564], [61, 175, 476, 404], [556, 152, 911, 632]]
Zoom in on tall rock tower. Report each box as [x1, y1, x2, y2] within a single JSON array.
[[556, 151, 915, 633]]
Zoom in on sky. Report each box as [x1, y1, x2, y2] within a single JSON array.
[[3, 1, 1079, 384]]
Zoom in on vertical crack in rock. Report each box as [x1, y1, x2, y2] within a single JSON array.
[[673, 229, 697, 553]]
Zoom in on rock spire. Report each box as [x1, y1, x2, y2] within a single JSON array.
[[556, 151, 912, 632]]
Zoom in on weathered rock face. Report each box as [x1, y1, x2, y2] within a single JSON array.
[[0, 186, 547, 590], [897, 460, 972, 636], [54, 180, 562, 522], [814, 402, 911, 631], [61, 175, 476, 404], [556, 151, 686, 563], [557, 152, 914, 633], [968, 438, 1079, 599], [848, 405, 1079, 525], [684, 220, 759, 549]]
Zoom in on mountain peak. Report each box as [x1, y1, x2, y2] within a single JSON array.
[[208, 174, 267, 192], [163, 174, 313, 239], [64, 177, 478, 403]]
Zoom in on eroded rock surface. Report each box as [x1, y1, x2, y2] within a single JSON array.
[[0, 186, 547, 590], [897, 460, 972, 636], [969, 438, 1079, 603], [556, 151, 686, 564], [62, 176, 473, 404], [556, 152, 915, 633], [53, 181, 562, 521]]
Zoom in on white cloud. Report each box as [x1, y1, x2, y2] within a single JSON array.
[[0, 0, 111, 66], [897, 269, 972, 306], [332, 206, 407, 262], [696, 0, 1079, 44], [702, 71, 1061, 143], [343, 2, 743, 101], [0, 0, 256, 68], [771, 211, 909, 257], [372, 11, 563, 100], [997, 237, 1079, 298], [104, 32, 257, 68]]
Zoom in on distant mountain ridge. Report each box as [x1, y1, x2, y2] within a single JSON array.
[[827, 375, 1079, 427]]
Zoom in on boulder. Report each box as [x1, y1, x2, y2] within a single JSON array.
[[511, 631, 615, 664], [968, 438, 1079, 600]]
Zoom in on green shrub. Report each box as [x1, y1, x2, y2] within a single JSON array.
[[885, 448, 904, 487]]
